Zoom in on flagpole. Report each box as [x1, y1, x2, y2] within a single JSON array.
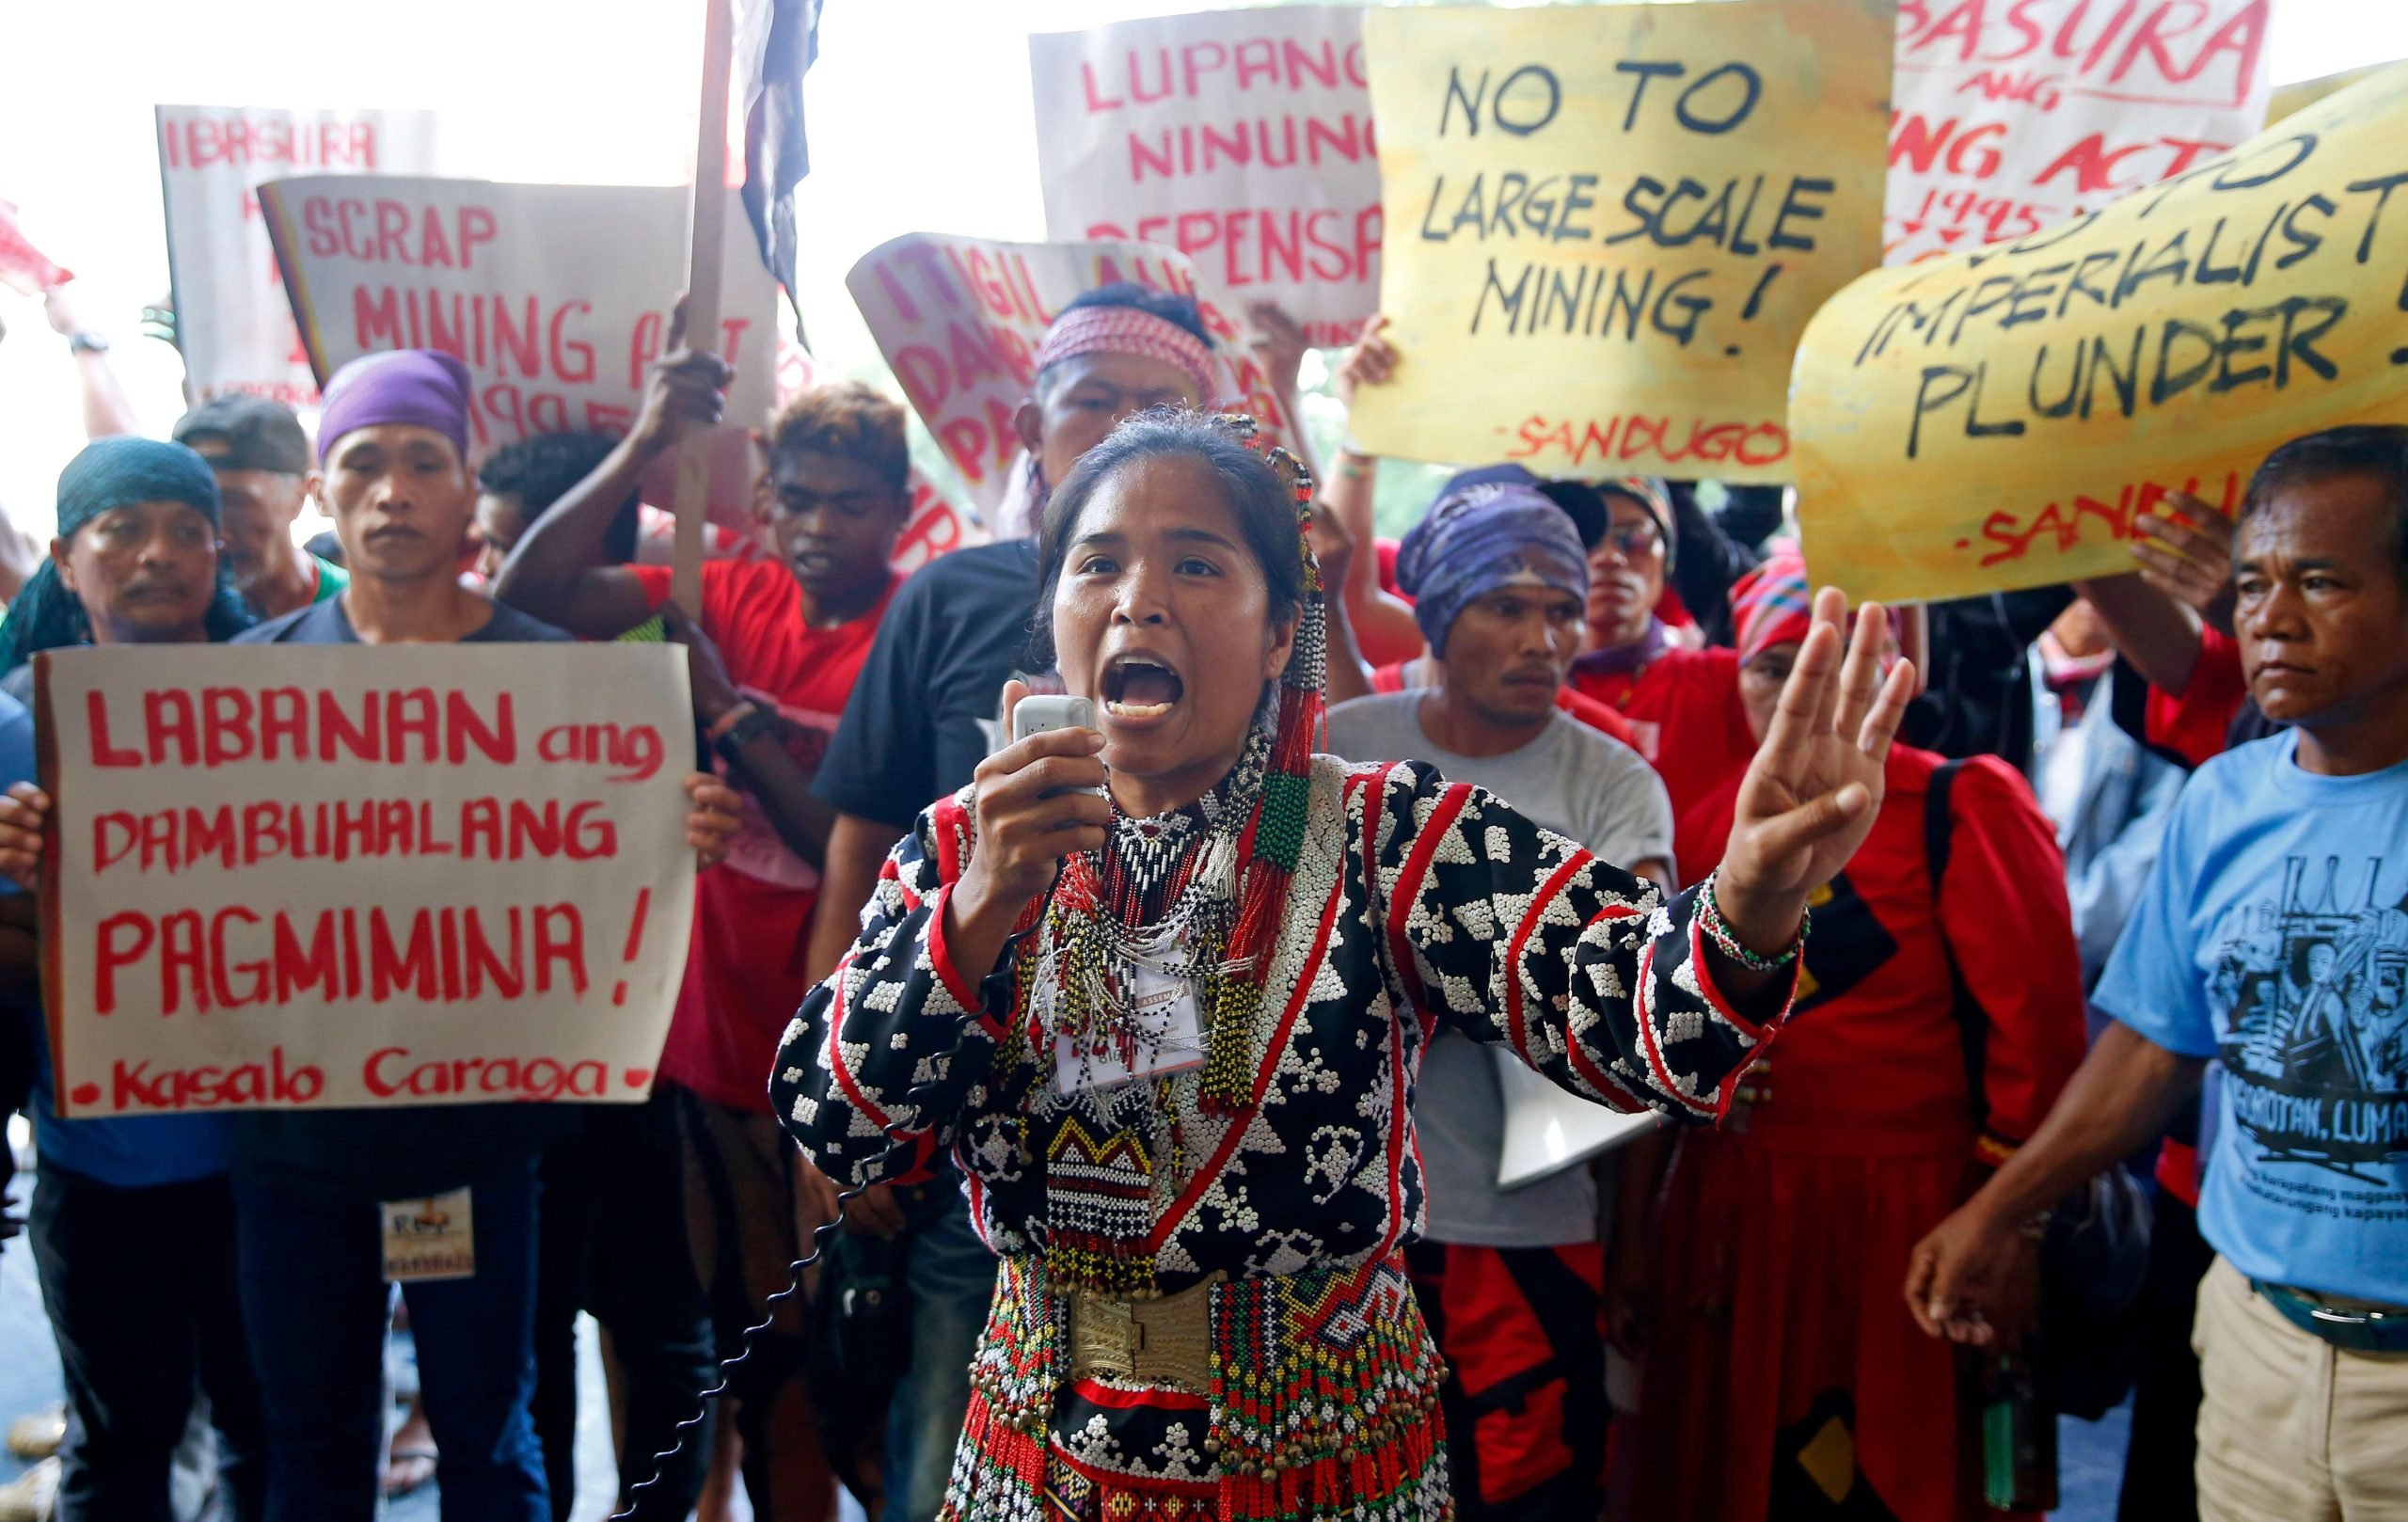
[[673, 0, 737, 615]]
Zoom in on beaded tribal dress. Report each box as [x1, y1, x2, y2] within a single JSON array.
[[773, 740, 1799, 1520]]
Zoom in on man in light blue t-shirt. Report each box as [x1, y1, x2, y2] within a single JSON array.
[[1908, 425, 2408, 1520]]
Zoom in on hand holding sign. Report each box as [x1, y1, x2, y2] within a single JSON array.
[[682, 772, 741, 868], [631, 299, 735, 459], [1333, 313, 1395, 410], [0, 783, 47, 892], [2131, 496, 2237, 622]]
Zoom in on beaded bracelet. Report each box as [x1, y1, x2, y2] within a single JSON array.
[[1695, 868, 1809, 973]]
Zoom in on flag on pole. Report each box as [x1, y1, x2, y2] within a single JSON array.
[[0, 198, 71, 296], [735, 0, 821, 338]]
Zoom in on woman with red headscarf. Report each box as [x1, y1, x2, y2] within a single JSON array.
[[1634, 554, 2089, 1522]]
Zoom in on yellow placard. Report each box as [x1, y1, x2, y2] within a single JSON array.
[[1790, 64, 2408, 604], [1348, 0, 1893, 483], [2269, 63, 2397, 127]]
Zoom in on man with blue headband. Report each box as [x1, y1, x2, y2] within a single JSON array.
[[1323, 476, 1674, 1522], [0, 436, 267, 1522]]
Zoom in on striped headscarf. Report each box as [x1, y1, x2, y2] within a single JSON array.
[[1731, 549, 1814, 663], [1033, 304, 1219, 408]]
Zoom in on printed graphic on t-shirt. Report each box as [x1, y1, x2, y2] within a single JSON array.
[[721, 691, 841, 892], [2209, 854, 2408, 1192]]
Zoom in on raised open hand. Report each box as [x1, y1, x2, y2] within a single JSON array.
[[1715, 590, 1915, 951]]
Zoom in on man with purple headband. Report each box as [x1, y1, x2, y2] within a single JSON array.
[[223, 349, 741, 1522], [1325, 482, 1672, 1522]]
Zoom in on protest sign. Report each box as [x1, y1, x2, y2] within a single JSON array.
[[1789, 64, 2408, 604], [260, 174, 776, 514], [1885, 1, 2273, 264], [2268, 62, 2395, 127], [158, 106, 438, 404], [1347, 0, 1893, 483], [34, 643, 697, 1117], [1030, 7, 1380, 348], [848, 231, 1304, 526]]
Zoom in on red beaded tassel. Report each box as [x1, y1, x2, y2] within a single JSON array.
[[1197, 414, 1326, 1117]]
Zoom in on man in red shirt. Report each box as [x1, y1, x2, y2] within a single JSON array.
[[1560, 475, 1757, 879], [497, 355, 912, 1520]]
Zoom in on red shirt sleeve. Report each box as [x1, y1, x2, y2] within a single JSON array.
[[2144, 625, 2244, 768], [1936, 755, 2088, 1155], [624, 558, 766, 647], [1556, 685, 1637, 748], [627, 563, 673, 612]]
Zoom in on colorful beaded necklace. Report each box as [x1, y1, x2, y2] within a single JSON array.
[[1027, 413, 1326, 1298]]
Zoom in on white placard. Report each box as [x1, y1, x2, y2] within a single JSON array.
[[847, 231, 1304, 524], [36, 643, 697, 1117], [1884, 0, 2273, 263], [260, 174, 776, 514], [1031, 7, 1380, 348], [157, 106, 439, 404]]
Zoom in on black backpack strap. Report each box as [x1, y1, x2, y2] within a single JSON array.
[[1925, 759, 1989, 1133]]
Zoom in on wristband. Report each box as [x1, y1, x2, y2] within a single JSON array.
[[1695, 868, 1807, 973], [704, 700, 759, 744], [713, 706, 777, 763]]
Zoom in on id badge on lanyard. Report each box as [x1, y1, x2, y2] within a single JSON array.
[[381, 1187, 475, 1282], [1053, 959, 1206, 1098]]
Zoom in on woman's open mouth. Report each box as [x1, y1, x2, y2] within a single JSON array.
[[1101, 655, 1184, 721]]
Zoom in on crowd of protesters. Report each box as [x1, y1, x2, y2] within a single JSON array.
[[0, 254, 2400, 1522]]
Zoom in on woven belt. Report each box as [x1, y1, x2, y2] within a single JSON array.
[[2252, 1280, 2408, 1355], [1068, 1272, 1225, 1395]]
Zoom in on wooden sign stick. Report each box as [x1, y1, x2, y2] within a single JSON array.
[[672, 0, 737, 614]]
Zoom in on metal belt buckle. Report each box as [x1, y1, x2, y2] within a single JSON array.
[[1069, 1277, 1221, 1395], [1073, 1293, 1142, 1382], [2308, 1301, 2397, 1327]]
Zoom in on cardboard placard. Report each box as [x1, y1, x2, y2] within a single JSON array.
[[1030, 7, 1380, 348], [847, 232, 1304, 527], [260, 174, 775, 514], [158, 106, 438, 404], [1885, 1, 2273, 265], [1347, 0, 1893, 483], [35, 643, 697, 1117], [1790, 63, 2408, 603]]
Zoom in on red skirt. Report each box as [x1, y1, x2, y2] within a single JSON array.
[[1634, 1130, 2019, 1522]]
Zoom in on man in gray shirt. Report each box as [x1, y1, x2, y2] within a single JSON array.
[[1325, 475, 1670, 1522]]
